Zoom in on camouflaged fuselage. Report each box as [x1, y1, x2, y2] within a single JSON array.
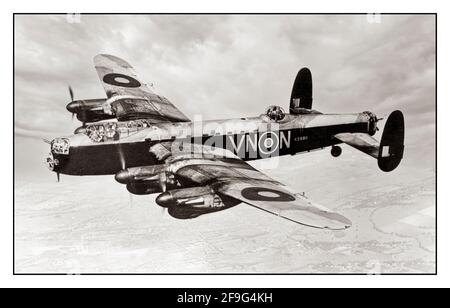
[[51, 112, 377, 175]]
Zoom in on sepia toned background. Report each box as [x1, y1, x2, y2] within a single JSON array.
[[14, 14, 435, 273]]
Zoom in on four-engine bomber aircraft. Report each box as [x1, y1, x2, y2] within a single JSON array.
[[45, 54, 405, 230]]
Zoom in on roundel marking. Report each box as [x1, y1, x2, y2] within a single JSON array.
[[258, 131, 279, 155], [241, 187, 295, 202], [263, 137, 274, 149], [103, 73, 141, 88]]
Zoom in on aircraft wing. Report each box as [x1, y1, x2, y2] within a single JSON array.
[[167, 144, 352, 230], [93, 54, 190, 123]]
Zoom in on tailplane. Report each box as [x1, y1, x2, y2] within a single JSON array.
[[334, 110, 405, 172]]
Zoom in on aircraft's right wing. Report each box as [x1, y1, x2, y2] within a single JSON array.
[[214, 179, 352, 230], [165, 143, 352, 230]]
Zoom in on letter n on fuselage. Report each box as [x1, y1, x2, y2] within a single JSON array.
[[280, 130, 291, 150]]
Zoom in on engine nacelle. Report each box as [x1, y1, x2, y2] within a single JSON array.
[[115, 166, 166, 184], [116, 166, 169, 195], [67, 98, 115, 123], [156, 186, 223, 209], [126, 181, 162, 195], [156, 186, 240, 219]]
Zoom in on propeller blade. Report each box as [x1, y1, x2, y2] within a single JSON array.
[[56, 172, 60, 182], [377, 114, 387, 122], [117, 144, 126, 170], [68, 85, 76, 122], [68, 85, 74, 101], [159, 172, 167, 192], [129, 191, 133, 208]]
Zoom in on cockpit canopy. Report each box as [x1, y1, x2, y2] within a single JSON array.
[[265, 105, 285, 122], [84, 119, 154, 143]]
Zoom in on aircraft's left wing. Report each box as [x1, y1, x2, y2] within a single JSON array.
[[93, 54, 190, 123], [167, 144, 351, 230]]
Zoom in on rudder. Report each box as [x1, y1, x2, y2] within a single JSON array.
[[378, 110, 405, 172], [290, 68, 313, 113]]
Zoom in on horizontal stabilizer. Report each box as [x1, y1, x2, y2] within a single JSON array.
[[334, 110, 404, 172], [334, 132, 379, 159]]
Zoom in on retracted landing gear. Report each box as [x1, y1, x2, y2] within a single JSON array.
[[331, 145, 342, 157]]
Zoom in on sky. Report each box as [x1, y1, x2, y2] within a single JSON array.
[[14, 14, 436, 177]]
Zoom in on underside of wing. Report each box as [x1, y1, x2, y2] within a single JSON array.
[[168, 145, 351, 230], [215, 180, 352, 230], [93, 54, 190, 123]]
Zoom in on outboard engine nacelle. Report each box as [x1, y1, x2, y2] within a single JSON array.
[[156, 186, 225, 209], [156, 186, 240, 219], [66, 98, 116, 123]]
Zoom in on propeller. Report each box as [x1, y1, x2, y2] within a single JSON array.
[[128, 189, 133, 208], [68, 85, 76, 120], [117, 143, 134, 208], [153, 172, 167, 217], [56, 172, 60, 183], [117, 143, 126, 170], [68, 85, 74, 101], [375, 115, 386, 131], [159, 172, 167, 192]]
